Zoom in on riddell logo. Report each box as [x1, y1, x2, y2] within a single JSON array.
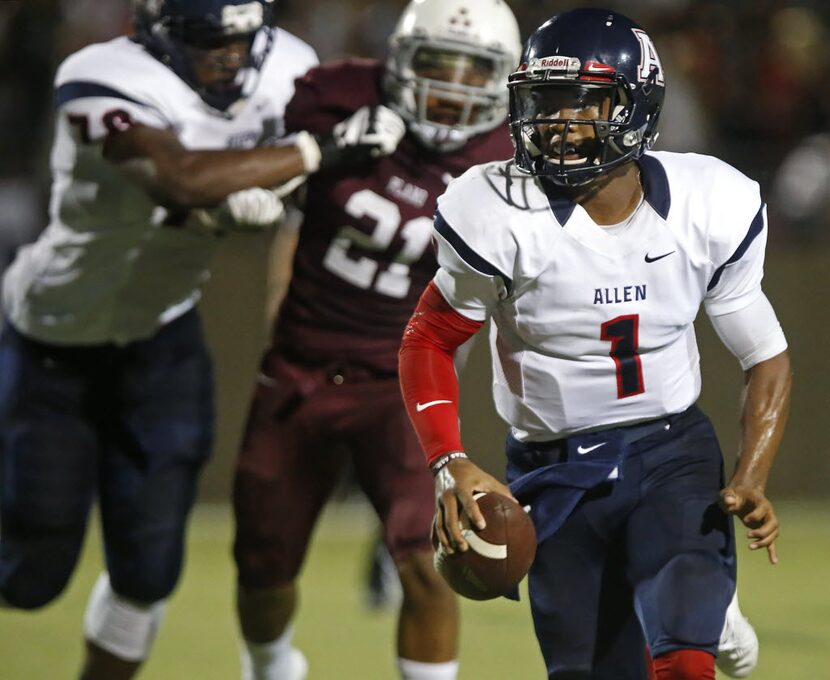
[[539, 56, 575, 68], [529, 56, 581, 73]]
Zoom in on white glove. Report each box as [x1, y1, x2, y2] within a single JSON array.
[[221, 187, 285, 231], [332, 105, 406, 157], [295, 105, 407, 173], [152, 188, 284, 236]]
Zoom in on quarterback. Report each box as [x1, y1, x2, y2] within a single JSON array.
[[0, 1, 402, 679], [400, 8, 791, 680], [231, 1, 520, 679]]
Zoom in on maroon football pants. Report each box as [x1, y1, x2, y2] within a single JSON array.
[[233, 350, 434, 588]]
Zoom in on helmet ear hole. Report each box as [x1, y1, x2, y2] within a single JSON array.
[[641, 67, 661, 96]]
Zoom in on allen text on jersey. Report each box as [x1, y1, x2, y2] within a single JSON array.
[[593, 284, 647, 305]]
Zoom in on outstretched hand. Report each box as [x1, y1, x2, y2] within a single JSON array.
[[332, 105, 406, 158], [720, 483, 779, 565], [433, 458, 516, 555], [310, 105, 406, 171]]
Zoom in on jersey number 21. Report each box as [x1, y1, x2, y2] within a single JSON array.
[[322, 189, 432, 299]]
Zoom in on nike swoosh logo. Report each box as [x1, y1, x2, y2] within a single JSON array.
[[644, 251, 675, 263], [416, 399, 452, 412], [577, 442, 607, 455]]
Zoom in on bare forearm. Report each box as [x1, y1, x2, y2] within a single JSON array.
[[103, 124, 309, 209], [731, 350, 792, 489], [166, 146, 306, 206]]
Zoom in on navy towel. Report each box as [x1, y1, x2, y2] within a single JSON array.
[[507, 419, 672, 545]]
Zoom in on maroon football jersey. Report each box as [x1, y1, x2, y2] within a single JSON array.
[[276, 58, 514, 374]]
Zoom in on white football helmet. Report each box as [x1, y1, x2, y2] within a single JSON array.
[[384, 0, 522, 152]]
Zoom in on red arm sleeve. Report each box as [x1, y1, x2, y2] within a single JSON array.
[[399, 282, 484, 467]]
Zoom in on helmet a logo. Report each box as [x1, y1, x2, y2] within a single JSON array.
[[631, 29, 664, 86]]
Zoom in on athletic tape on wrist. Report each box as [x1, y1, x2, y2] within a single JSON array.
[[429, 451, 468, 475], [294, 131, 322, 173]]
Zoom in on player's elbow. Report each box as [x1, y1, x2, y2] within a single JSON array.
[[743, 349, 793, 419], [745, 349, 793, 386], [400, 319, 443, 356]]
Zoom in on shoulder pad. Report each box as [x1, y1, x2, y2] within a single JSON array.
[[284, 58, 384, 134]]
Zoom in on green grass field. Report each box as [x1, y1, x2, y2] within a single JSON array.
[[1, 500, 828, 679]]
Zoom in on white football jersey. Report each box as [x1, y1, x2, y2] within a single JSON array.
[[3, 29, 317, 345], [433, 151, 770, 441]]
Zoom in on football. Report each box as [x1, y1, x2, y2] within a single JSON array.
[[433, 492, 536, 600]]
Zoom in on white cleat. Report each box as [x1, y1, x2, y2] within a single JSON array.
[[288, 648, 309, 680], [716, 592, 759, 678], [241, 646, 308, 680]]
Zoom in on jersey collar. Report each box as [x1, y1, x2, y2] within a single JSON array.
[[539, 153, 671, 226]]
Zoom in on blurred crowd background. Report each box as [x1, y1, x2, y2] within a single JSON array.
[[1, 0, 828, 498], [3, 0, 830, 268]]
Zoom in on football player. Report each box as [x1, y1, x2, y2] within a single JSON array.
[[0, 1, 405, 679], [231, 1, 521, 679], [400, 8, 790, 680]]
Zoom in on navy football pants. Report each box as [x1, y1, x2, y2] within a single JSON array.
[[507, 407, 736, 679], [0, 311, 213, 608]]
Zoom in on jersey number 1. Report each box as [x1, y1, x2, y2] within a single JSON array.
[[600, 314, 645, 399]]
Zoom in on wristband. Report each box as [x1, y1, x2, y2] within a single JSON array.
[[429, 451, 468, 475], [294, 130, 322, 173]]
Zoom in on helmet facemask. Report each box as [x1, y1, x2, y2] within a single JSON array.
[[384, 38, 512, 152], [509, 67, 663, 186]]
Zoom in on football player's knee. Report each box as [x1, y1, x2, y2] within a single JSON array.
[[399, 549, 451, 596], [1, 573, 72, 610], [109, 545, 184, 603], [113, 565, 180, 603], [653, 649, 715, 680], [651, 553, 731, 641], [84, 573, 166, 662], [234, 536, 305, 588], [0, 542, 80, 609], [1, 580, 66, 610]]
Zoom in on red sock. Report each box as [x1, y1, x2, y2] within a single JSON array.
[[644, 646, 657, 680], [653, 649, 716, 680]]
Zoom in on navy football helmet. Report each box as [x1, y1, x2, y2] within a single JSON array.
[[508, 8, 665, 186], [133, 0, 275, 112]]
